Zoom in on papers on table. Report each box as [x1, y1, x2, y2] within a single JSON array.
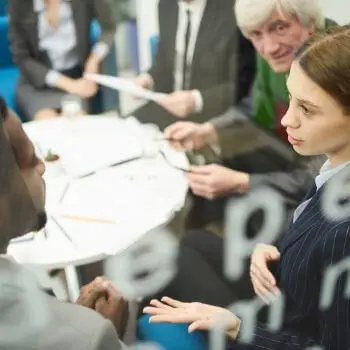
[[9, 117, 189, 268], [85, 73, 168, 102], [24, 116, 144, 178]]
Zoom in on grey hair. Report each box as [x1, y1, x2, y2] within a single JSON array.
[[234, 0, 325, 35]]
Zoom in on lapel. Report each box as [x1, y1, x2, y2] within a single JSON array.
[[167, 1, 179, 76], [191, 0, 221, 76], [21, 1, 40, 55], [279, 188, 322, 253], [71, 0, 85, 62]]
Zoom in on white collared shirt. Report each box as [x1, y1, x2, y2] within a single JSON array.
[[293, 160, 350, 223], [34, 0, 109, 87], [174, 0, 207, 91], [144, 0, 207, 112], [174, 0, 207, 112]]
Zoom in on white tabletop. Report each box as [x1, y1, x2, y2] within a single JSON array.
[[7, 115, 189, 270]]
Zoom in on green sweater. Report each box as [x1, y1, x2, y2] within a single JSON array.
[[252, 18, 337, 141]]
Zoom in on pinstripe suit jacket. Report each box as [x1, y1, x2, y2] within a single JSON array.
[[230, 168, 350, 349]]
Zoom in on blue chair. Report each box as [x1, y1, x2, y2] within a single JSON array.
[[138, 315, 208, 350], [90, 20, 119, 113], [150, 35, 159, 62], [0, 16, 21, 117], [0, 0, 7, 16]]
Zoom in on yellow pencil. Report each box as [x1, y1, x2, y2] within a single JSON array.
[[61, 214, 117, 225]]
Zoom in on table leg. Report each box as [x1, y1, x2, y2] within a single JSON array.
[[64, 265, 81, 302]]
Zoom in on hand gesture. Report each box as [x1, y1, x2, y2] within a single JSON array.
[[250, 244, 281, 303], [77, 277, 128, 335], [143, 297, 241, 338]]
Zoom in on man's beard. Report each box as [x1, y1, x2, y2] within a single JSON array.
[[1, 211, 48, 254], [35, 211, 48, 232]]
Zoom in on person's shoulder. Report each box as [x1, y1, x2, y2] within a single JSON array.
[[0, 260, 120, 350], [43, 295, 121, 350]]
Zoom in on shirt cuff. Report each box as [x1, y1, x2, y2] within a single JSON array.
[[191, 89, 203, 113], [92, 42, 110, 61], [45, 70, 62, 88]]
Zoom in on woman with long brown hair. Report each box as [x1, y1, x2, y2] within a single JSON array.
[[144, 25, 350, 349]]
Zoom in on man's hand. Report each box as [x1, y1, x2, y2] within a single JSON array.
[[250, 244, 281, 303], [164, 121, 218, 151], [77, 277, 129, 335], [68, 78, 98, 99], [157, 91, 196, 118], [133, 74, 153, 90], [143, 297, 241, 339], [188, 164, 250, 199]]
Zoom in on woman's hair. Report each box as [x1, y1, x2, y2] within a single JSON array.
[[295, 25, 350, 115], [234, 0, 324, 33]]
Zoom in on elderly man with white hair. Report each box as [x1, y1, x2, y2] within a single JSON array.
[[165, 0, 336, 230]]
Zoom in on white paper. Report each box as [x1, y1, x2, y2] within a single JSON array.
[[85, 73, 168, 102], [25, 116, 145, 178]]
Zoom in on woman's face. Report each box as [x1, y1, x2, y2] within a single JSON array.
[[281, 61, 350, 166]]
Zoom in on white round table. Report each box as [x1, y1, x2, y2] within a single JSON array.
[[7, 115, 189, 300]]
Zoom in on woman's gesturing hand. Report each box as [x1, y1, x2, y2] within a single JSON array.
[[250, 244, 281, 303]]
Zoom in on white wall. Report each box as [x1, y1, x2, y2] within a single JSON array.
[[136, 0, 159, 72], [321, 0, 349, 25]]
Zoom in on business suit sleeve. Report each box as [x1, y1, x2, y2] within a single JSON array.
[[91, 0, 118, 48], [199, 31, 255, 119], [229, 221, 350, 349], [8, 0, 50, 88], [91, 319, 124, 350]]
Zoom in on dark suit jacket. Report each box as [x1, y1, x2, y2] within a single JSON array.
[[133, 0, 255, 129], [230, 168, 350, 349], [8, 0, 117, 89]]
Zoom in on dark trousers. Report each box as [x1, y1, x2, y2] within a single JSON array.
[[140, 230, 255, 312]]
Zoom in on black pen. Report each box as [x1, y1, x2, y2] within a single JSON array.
[[77, 156, 142, 178]]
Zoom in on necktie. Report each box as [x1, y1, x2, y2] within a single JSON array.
[[182, 9, 192, 90]]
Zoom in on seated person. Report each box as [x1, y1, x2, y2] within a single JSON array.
[[130, 0, 256, 130], [8, 0, 117, 121], [0, 97, 127, 349], [143, 24, 350, 349], [164, 0, 336, 230], [80, 25, 350, 349]]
